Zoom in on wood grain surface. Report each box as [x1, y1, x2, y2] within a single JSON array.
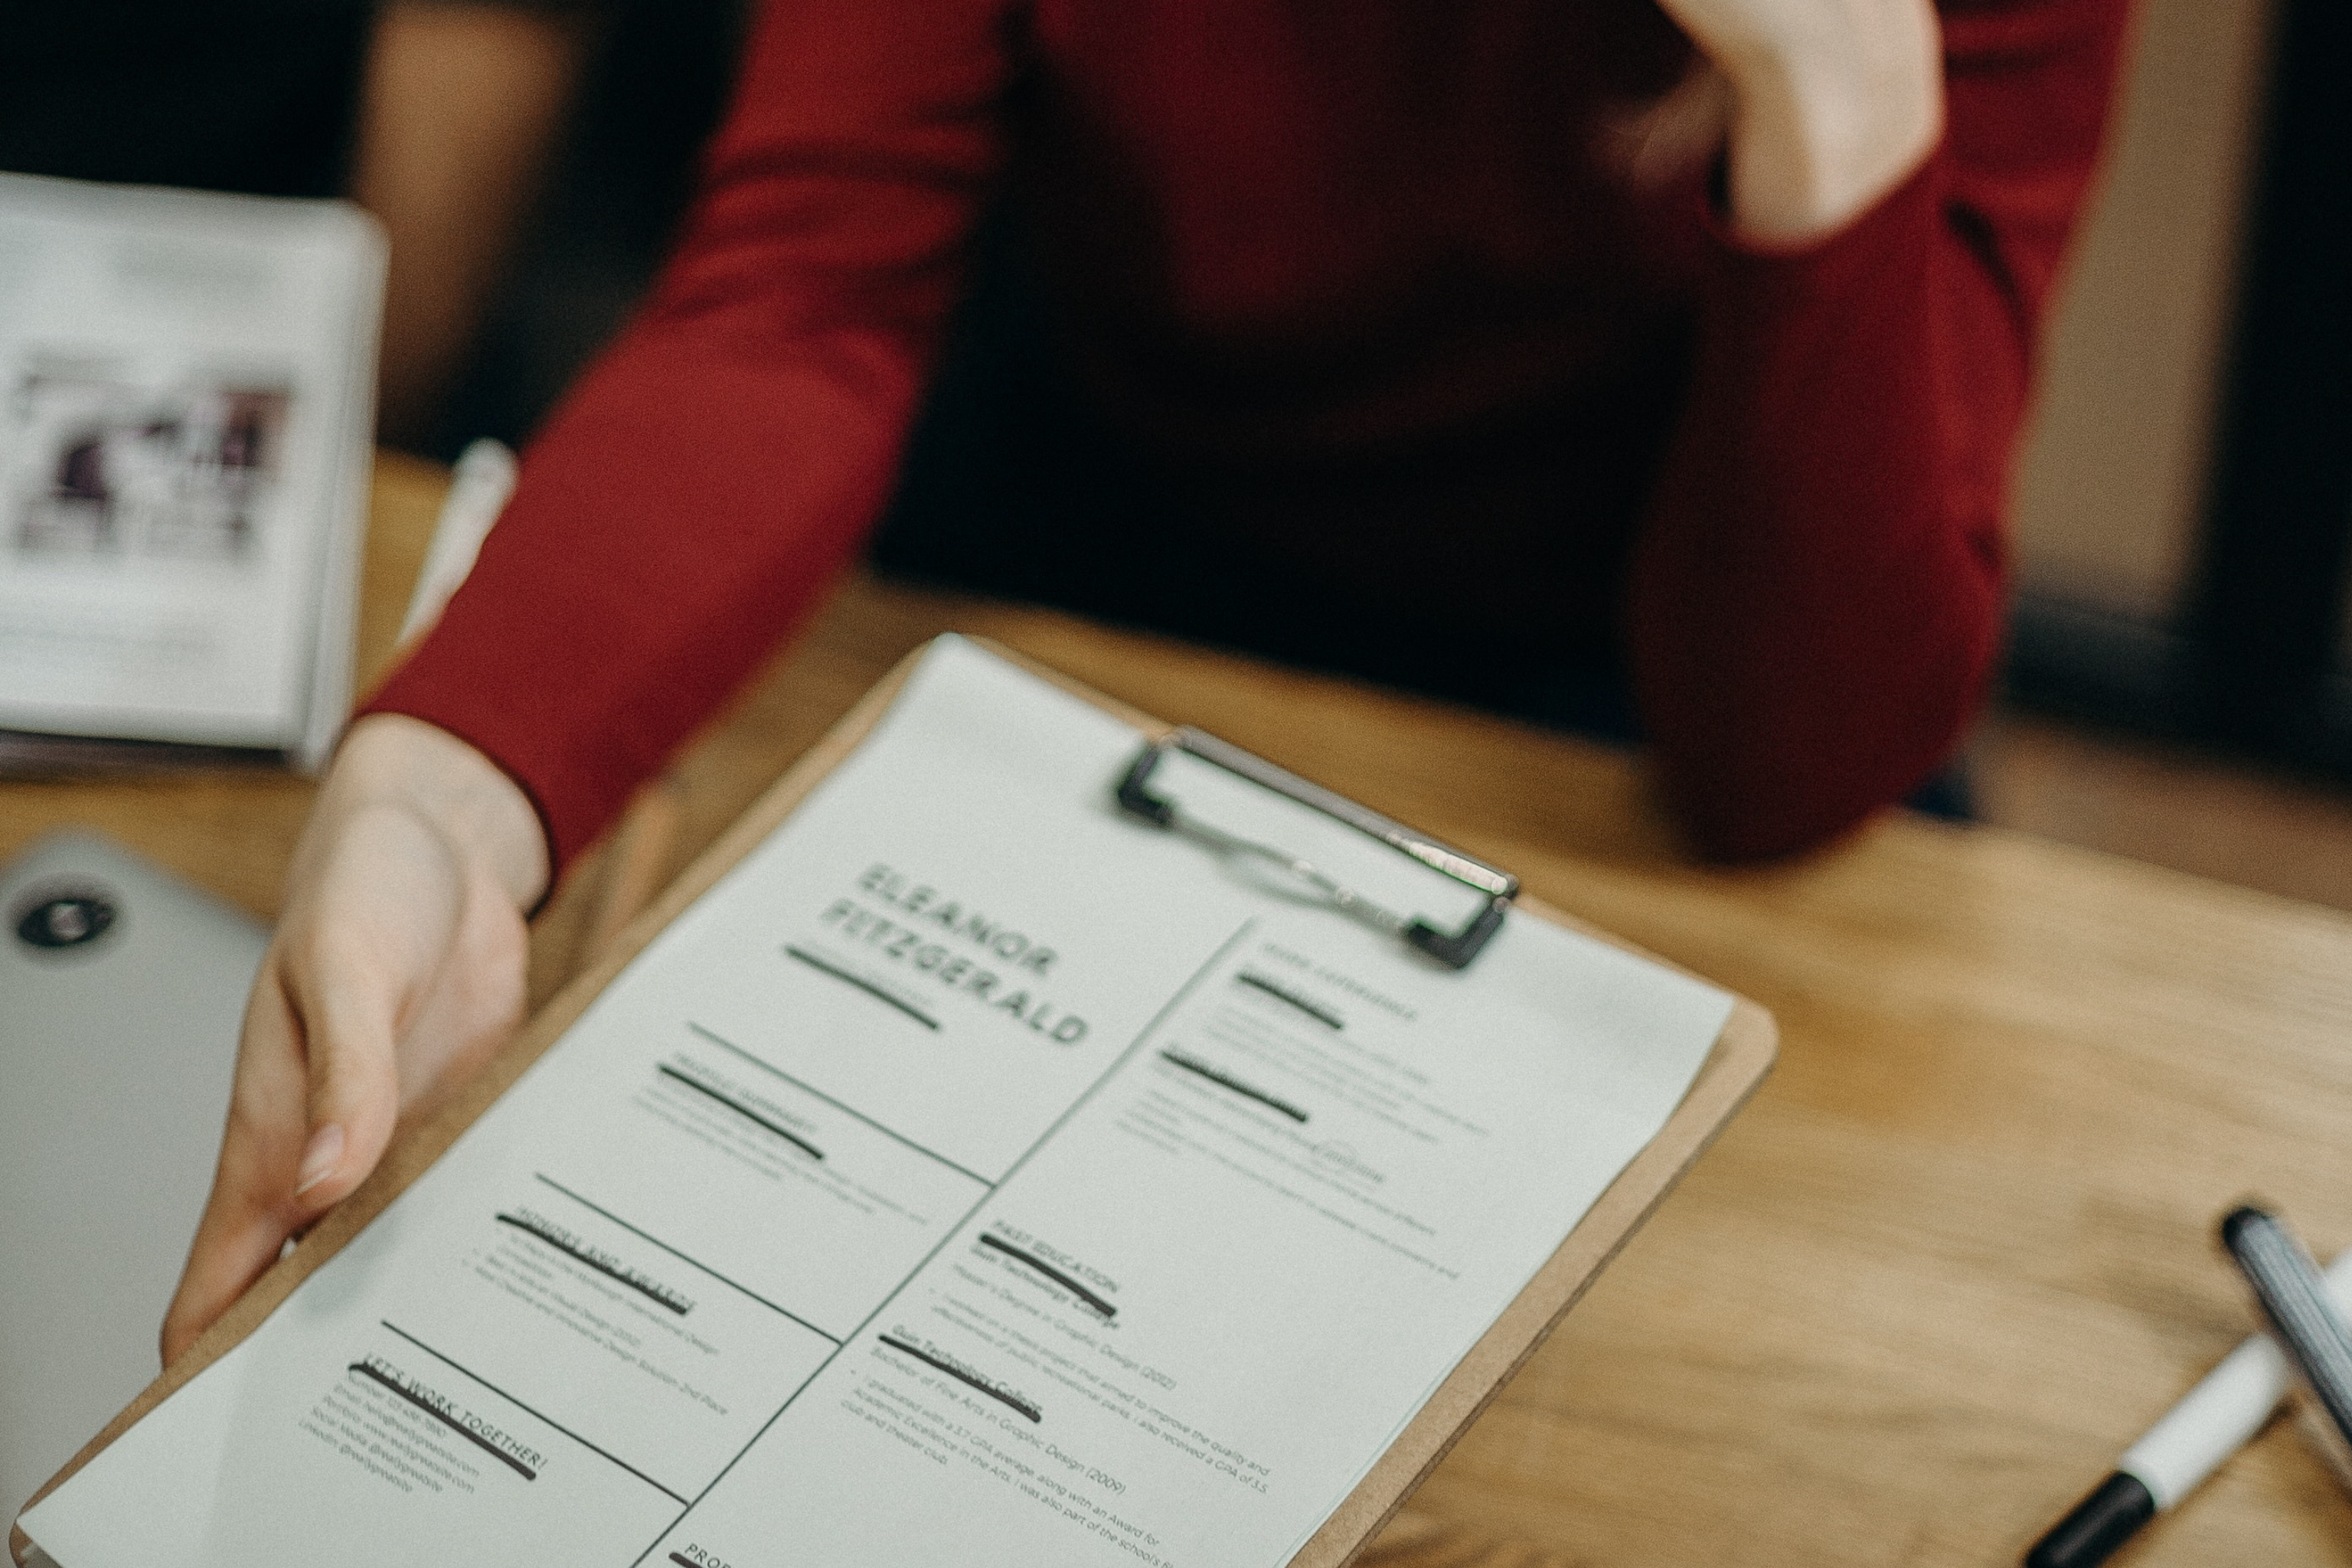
[[11, 453, 2352, 1566]]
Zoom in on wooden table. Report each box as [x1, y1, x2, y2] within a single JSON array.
[[10, 454, 2352, 1566]]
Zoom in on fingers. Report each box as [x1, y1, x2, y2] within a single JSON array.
[[162, 933, 408, 1367], [162, 968, 315, 1365]]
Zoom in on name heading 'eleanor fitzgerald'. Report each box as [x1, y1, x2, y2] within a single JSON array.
[[815, 864, 1088, 1044]]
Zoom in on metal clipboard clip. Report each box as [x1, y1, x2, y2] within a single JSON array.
[[1115, 727, 1517, 970]]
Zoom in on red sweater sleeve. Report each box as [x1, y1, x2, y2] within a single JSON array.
[[1627, 0, 2132, 861], [362, 0, 1009, 870]]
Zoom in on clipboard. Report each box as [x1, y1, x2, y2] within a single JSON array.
[[15, 637, 1775, 1568]]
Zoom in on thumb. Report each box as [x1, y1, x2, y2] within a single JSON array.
[[161, 946, 399, 1367], [286, 949, 406, 1220]]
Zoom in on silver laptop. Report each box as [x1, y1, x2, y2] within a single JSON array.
[[0, 831, 261, 1521]]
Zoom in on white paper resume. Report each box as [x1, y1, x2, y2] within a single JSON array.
[[20, 639, 1733, 1568]]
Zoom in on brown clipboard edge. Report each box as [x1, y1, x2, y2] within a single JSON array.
[[14, 635, 1775, 1568]]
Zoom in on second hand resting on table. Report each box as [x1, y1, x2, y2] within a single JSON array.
[[159, 0, 1945, 1366]]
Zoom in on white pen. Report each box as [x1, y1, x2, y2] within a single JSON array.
[[395, 436, 518, 648], [2026, 1246, 2352, 1568]]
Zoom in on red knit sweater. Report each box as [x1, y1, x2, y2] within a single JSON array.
[[367, 0, 2132, 868]]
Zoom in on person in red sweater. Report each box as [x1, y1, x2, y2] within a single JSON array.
[[163, 0, 2132, 1361]]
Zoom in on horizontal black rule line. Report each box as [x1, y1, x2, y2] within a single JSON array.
[[531, 1173, 843, 1338], [686, 1024, 995, 1187], [378, 1320, 689, 1504], [1235, 972, 1344, 1030], [783, 945, 941, 1030], [1157, 1050, 1310, 1123], [495, 1214, 691, 1315], [348, 1362, 537, 1480], [668, 1557, 697, 1567], [977, 1233, 1118, 1319], [877, 1335, 1042, 1423], [655, 1065, 825, 1160]]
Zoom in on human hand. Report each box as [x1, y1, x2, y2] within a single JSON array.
[[159, 715, 547, 1365], [1651, 0, 1944, 243]]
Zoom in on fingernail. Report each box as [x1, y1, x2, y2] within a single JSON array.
[[294, 1124, 345, 1197]]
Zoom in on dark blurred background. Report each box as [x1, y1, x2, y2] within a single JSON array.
[[425, 0, 747, 461], [1986, 0, 2352, 903]]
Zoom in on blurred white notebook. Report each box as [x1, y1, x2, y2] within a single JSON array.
[[0, 172, 383, 772]]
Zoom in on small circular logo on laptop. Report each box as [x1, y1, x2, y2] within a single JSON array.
[[13, 884, 119, 952]]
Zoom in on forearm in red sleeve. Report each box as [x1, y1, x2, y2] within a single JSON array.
[[361, 0, 1009, 871], [1627, 0, 2133, 861]]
